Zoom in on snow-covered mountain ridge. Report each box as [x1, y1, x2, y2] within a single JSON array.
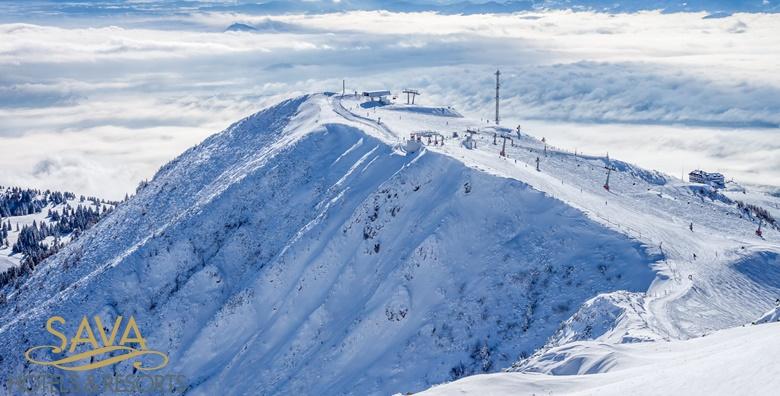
[[0, 93, 778, 395]]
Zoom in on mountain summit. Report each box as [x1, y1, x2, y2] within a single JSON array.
[[1, 93, 778, 395]]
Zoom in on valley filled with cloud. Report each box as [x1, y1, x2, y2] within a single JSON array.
[[1, 5, 779, 197]]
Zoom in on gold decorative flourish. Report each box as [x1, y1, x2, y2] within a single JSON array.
[[24, 345, 169, 371]]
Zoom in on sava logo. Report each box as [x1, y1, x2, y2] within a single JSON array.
[[24, 315, 169, 372]]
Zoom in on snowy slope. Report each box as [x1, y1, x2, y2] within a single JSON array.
[[1, 93, 778, 395], [723, 182, 780, 221], [352, 95, 780, 339], [0, 94, 658, 395], [418, 321, 780, 396], [0, 187, 111, 272], [339, 95, 780, 394]]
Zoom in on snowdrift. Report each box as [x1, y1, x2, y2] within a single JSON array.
[[419, 321, 780, 396]]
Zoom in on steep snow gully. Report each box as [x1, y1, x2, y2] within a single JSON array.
[[1, 93, 778, 395]]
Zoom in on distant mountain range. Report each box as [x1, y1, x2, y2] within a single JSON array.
[[210, 0, 776, 15], [4, 0, 777, 17]]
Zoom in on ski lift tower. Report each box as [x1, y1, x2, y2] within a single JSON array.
[[402, 89, 420, 105], [463, 128, 479, 149], [498, 133, 513, 157], [412, 130, 444, 146], [603, 164, 617, 191]]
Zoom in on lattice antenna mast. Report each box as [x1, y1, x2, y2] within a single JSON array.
[[495, 69, 500, 125]]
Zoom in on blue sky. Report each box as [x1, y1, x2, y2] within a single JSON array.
[[0, 3, 778, 198]]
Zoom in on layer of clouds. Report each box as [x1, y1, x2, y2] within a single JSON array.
[[0, 10, 778, 198], [517, 120, 780, 187], [423, 62, 780, 128]]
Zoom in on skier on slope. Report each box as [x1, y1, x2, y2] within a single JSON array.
[[689, 222, 694, 232]]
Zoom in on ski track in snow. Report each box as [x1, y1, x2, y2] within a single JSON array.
[[335, 94, 780, 338], [329, 94, 780, 392], [0, 93, 778, 395]]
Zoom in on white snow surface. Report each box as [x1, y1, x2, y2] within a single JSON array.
[[418, 321, 780, 396], [754, 305, 780, 325], [0, 94, 779, 395], [723, 182, 780, 221], [0, 188, 98, 272], [379, 104, 463, 118]]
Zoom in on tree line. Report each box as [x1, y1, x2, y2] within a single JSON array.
[[0, 186, 117, 292]]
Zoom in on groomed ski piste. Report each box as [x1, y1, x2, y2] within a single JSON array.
[[0, 92, 778, 395], [336, 92, 780, 331], [332, 93, 780, 394]]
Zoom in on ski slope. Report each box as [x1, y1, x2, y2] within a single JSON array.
[[335, 94, 780, 394], [0, 94, 659, 395], [337, 93, 780, 340], [418, 320, 780, 396], [0, 93, 778, 395]]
